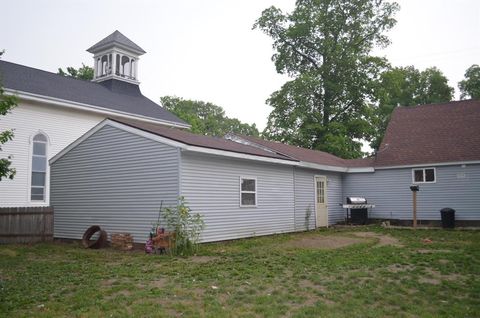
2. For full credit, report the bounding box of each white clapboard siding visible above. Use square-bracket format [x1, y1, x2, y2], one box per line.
[50, 125, 179, 243]
[0, 101, 104, 207]
[180, 152, 296, 242]
[343, 164, 480, 220]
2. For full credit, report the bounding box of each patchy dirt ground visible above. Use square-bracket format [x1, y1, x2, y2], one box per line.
[352, 231, 404, 247]
[286, 235, 368, 249]
[189, 256, 220, 264]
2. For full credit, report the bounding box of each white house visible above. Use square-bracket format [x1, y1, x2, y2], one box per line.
[0, 31, 189, 207]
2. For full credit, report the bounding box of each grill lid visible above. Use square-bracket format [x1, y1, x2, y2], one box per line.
[346, 197, 367, 204]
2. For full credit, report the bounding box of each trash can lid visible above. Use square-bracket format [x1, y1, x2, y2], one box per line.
[440, 207, 455, 213]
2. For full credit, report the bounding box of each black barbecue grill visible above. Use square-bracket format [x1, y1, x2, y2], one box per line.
[342, 197, 375, 225]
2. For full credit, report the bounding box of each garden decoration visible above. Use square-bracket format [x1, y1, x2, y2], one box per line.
[82, 225, 107, 249]
[145, 236, 154, 254]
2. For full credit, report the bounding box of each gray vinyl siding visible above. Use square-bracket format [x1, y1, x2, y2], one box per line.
[293, 168, 315, 231]
[293, 168, 344, 229]
[180, 152, 295, 242]
[343, 164, 480, 221]
[325, 172, 345, 224]
[50, 125, 179, 243]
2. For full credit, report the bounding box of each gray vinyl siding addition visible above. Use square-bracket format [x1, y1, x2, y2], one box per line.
[343, 164, 480, 221]
[180, 152, 295, 242]
[293, 168, 344, 229]
[50, 125, 179, 243]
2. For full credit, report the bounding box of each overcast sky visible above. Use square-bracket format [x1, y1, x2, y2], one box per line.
[1, 0, 479, 130]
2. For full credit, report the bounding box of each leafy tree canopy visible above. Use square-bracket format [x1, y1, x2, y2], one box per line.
[0, 50, 18, 180]
[160, 96, 259, 137]
[370, 65, 453, 149]
[458, 64, 480, 100]
[254, 0, 399, 159]
[58, 63, 94, 81]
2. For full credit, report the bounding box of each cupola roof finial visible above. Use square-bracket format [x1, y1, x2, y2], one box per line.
[87, 30, 146, 55]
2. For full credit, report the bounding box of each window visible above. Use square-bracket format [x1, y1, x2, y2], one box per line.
[240, 177, 256, 207]
[412, 168, 435, 183]
[31, 133, 48, 201]
[316, 179, 325, 204]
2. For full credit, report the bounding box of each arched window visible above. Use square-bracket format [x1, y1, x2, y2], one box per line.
[121, 55, 130, 77]
[31, 133, 48, 201]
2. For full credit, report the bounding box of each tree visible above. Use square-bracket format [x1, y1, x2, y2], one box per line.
[458, 64, 480, 100]
[416, 67, 454, 105]
[370, 65, 453, 149]
[160, 96, 259, 137]
[58, 63, 94, 81]
[0, 50, 18, 180]
[254, 0, 399, 158]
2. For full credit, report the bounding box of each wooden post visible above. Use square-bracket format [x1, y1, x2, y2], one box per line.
[413, 191, 417, 228]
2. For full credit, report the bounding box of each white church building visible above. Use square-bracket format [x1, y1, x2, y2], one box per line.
[0, 31, 189, 207]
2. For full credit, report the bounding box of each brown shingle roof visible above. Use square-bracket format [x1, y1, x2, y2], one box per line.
[345, 157, 375, 167]
[112, 99, 479, 169]
[235, 135, 349, 167]
[375, 99, 480, 167]
[110, 118, 296, 161]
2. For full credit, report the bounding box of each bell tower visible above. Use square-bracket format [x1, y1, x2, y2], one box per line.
[87, 30, 146, 85]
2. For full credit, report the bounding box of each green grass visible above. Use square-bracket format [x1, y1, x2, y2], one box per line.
[1, 227, 479, 317]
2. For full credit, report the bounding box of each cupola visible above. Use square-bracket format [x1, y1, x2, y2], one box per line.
[87, 30, 146, 85]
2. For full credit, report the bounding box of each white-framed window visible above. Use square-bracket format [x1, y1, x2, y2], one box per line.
[412, 167, 436, 183]
[31, 133, 48, 201]
[240, 177, 257, 207]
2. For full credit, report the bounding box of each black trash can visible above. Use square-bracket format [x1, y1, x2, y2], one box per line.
[440, 208, 455, 229]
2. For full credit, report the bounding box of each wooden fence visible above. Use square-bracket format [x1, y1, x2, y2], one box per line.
[0, 206, 53, 244]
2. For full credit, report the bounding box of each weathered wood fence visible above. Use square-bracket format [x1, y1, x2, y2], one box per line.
[0, 206, 53, 244]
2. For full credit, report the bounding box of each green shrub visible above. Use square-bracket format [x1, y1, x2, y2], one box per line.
[162, 197, 205, 256]
[305, 205, 313, 230]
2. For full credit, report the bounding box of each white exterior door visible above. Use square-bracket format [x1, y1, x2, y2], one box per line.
[315, 176, 328, 227]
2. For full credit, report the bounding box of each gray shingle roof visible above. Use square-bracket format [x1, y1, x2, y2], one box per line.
[87, 30, 146, 54]
[0, 60, 187, 127]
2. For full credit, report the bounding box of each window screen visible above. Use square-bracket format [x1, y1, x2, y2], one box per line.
[240, 178, 256, 206]
[31, 133, 48, 201]
[413, 168, 435, 183]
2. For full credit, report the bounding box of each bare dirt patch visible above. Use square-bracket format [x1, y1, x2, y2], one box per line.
[418, 277, 441, 285]
[386, 264, 415, 273]
[352, 232, 403, 247]
[101, 278, 118, 287]
[426, 269, 465, 282]
[298, 279, 327, 293]
[189, 256, 220, 264]
[416, 249, 452, 254]
[149, 277, 168, 289]
[286, 235, 367, 250]
[105, 289, 133, 300]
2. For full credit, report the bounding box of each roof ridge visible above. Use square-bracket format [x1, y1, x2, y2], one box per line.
[0, 60, 188, 126]
[396, 99, 476, 110]
[0, 60, 99, 87]
[108, 118, 296, 161]
[240, 134, 346, 158]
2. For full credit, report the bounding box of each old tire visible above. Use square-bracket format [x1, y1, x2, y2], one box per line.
[82, 225, 107, 249]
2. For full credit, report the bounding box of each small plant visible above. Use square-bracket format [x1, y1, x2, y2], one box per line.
[162, 197, 205, 256]
[150, 201, 164, 238]
[305, 205, 313, 230]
